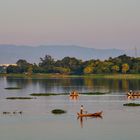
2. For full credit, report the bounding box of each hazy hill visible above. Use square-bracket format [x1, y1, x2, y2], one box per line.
[0, 44, 126, 63]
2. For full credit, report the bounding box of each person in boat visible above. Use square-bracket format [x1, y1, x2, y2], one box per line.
[129, 90, 133, 93]
[128, 90, 133, 95]
[70, 90, 75, 96]
[70, 90, 74, 95]
[80, 105, 87, 114]
[70, 90, 78, 96]
[74, 90, 79, 96]
[80, 105, 84, 114]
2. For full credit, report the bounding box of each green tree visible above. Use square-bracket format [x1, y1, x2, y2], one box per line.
[16, 59, 28, 66]
[111, 65, 120, 73]
[16, 59, 31, 73]
[7, 65, 21, 73]
[27, 65, 33, 76]
[39, 55, 54, 67]
[39, 55, 55, 73]
[57, 57, 83, 74]
[83, 66, 93, 74]
[94, 61, 112, 74]
[54, 67, 71, 74]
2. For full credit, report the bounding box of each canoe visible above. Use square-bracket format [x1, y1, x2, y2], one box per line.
[127, 95, 140, 99]
[69, 94, 79, 97]
[127, 92, 140, 96]
[77, 111, 103, 117]
[69, 90, 79, 97]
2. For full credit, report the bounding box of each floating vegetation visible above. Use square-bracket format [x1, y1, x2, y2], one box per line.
[30, 93, 67, 96]
[2, 111, 23, 115]
[2, 112, 11, 114]
[30, 92, 107, 96]
[80, 92, 107, 95]
[6, 97, 34, 100]
[5, 87, 22, 90]
[13, 111, 23, 114]
[123, 103, 140, 106]
[51, 109, 67, 114]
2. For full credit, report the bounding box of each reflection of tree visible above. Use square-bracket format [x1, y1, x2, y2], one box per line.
[37, 79, 60, 92]
[5, 77, 140, 94]
[84, 78, 94, 89]
[37, 78, 84, 93]
[62, 78, 85, 93]
[129, 80, 140, 91]
[122, 79, 129, 92]
[6, 77, 31, 88]
[112, 79, 119, 91]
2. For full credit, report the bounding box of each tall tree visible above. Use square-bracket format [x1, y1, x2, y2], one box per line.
[16, 59, 31, 73]
[39, 55, 55, 72]
[59, 57, 83, 74]
[39, 55, 54, 68]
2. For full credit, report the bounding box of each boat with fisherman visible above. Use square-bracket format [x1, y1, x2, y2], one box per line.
[69, 90, 79, 97]
[127, 90, 140, 96]
[77, 111, 103, 117]
[77, 105, 103, 117]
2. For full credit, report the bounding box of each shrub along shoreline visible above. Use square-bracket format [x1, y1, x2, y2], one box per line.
[0, 73, 140, 79]
[0, 55, 140, 76]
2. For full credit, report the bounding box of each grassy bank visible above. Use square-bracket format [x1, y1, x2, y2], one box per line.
[0, 73, 140, 79]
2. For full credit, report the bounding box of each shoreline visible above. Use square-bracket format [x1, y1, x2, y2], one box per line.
[0, 73, 140, 79]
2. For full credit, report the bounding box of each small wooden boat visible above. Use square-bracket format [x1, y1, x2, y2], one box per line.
[127, 91, 140, 96]
[69, 90, 79, 97]
[77, 111, 103, 117]
[69, 93, 79, 97]
[127, 95, 140, 99]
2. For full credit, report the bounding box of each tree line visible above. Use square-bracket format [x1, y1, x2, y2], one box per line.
[6, 54, 140, 74]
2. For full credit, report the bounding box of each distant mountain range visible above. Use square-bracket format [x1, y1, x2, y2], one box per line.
[0, 44, 138, 64]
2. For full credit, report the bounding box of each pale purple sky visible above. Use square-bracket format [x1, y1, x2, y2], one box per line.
[0, 0, 140, 49]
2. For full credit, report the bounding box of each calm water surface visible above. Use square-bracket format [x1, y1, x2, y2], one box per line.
[0, 76, 140, 140]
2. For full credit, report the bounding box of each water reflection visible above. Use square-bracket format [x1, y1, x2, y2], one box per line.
[78, 116, 84, 128]
[1, 76, 140, 140]
[5, 77, 140, 94]
[69, 95, 79, 100]
[77, 116, 103, 128]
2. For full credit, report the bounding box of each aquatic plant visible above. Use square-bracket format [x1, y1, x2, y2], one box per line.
[30, 92, 107, 96]
[51, 109, 67, 114]
[6, 97, 34, 100]
[123, 103, 140, 106]
[2, 111, 23, 115]
[3, 112, 11, 114]
[5, 87, 22, 90]
[80, 92, 107, 95]
[30, 93, 67, 96]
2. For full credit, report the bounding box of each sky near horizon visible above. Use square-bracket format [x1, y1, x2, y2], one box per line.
[0, 0, 140, 49]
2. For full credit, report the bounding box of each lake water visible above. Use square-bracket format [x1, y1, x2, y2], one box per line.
[0, 76, 140, 140]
